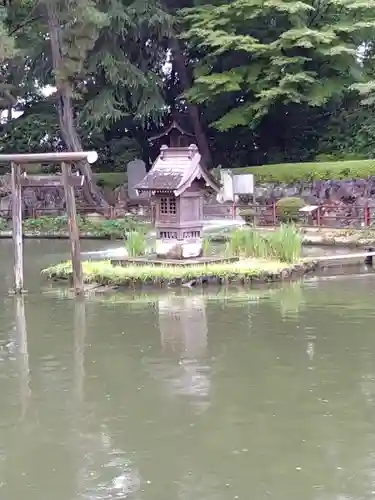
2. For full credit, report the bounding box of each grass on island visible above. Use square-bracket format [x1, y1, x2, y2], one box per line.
[42, 258, 297, 285]
[121, 224, 301, 264]
[125, 230, 148, 256]
[226, 225, 302, 263]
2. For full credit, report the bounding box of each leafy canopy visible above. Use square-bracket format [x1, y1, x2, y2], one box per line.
[181, 0, 375, 130]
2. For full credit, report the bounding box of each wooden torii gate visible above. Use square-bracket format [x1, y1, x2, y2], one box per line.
[0, 151, 98, 296]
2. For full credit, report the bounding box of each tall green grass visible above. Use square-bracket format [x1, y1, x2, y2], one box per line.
[202, 236, 212, 257]
[227, 225, 302, 263]
[125, 231, 147, 257]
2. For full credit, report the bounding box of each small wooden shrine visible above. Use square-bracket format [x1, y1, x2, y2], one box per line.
[135, 144, 220, 258]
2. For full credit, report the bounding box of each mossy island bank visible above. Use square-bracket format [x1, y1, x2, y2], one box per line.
[42, 258, 318, 290]
[41, 223, 375, 291]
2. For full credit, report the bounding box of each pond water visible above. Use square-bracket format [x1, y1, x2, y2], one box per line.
[1, 239, 375, 500]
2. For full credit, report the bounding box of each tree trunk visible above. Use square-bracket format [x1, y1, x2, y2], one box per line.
[6, 105, 12, 122]
[46, 1, 108, 210]
[170, 36, 213, 168]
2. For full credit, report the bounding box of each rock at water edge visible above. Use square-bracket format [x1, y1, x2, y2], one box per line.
[156, 239, 203, 259]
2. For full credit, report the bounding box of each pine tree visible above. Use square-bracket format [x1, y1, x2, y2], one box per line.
[2, 0, 173, 207]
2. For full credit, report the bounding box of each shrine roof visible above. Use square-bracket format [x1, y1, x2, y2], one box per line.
[148, 116, 194, 142]
[135, 145, 220, 196]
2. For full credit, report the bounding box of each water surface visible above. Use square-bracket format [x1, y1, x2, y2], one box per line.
[1, 240, 375, 499]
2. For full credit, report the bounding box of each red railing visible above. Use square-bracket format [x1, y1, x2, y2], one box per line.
[203, 202, 375, 229]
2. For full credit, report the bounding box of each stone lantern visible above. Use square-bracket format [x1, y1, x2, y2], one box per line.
[135, 144, 220, 259]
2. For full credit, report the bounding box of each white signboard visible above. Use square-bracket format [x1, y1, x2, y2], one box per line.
[233, 174, 254, 195]
[216, 169, 234, 203]
[299, 205, 319, 213]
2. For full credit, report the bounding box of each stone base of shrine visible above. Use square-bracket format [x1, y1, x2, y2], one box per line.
[155, 238, 203, 259]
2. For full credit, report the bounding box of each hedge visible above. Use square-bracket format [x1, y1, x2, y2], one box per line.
[94, 172, 127, 189]
[18, 158, 375, 190]
[93, 159, 375, 189]
[235, 159, 375, 183]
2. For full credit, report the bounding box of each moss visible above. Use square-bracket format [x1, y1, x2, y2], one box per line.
[42, 258, 302, 286]
[235, 159, 375, 183]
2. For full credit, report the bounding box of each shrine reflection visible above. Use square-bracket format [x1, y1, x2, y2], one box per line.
[153, 294, 212, 412]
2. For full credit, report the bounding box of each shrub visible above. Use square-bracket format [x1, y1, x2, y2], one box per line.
[93, 173, 127, 189]
[0, 215, 149, 238]
[79, 217, 146, 238]
[276, 197, 305, 223]
[0, 217, 7, 231]
[23, 215, 68, 232]
[238, 207, 256, 225]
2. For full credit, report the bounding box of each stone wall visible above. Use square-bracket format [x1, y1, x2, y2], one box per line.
[254, 178, 375, 204]
[0, 174, 95, 217]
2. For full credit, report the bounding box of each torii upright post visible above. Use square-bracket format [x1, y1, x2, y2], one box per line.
[61, 162, 84, 296]
[11, 162, 23, 294]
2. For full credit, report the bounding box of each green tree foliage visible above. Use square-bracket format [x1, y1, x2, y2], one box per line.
[0, 0, 170, 186]
[0, 7, 15, 63]
[0, 0, 375, 178]
[181, 0, 375, 131]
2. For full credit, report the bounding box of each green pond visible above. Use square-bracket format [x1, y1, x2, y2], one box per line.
[1, 239, 375, 499]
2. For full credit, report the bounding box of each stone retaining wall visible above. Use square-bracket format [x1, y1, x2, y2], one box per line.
[254, 178, 375, 227]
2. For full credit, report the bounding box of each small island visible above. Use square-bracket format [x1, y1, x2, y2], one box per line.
[42, 255, 316, 289]
[42, 145, 317, 290]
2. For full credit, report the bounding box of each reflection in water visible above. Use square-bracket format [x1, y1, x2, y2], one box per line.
[73, 300, 141, 500]
[73, 299, 86, 498]
[275, 281, 306, 319]
[74, 299, 86, 406]
[178, 471, 221, 500]
[79, 428, 141, 500]
[4, 240, 375, 499]
[14, 296, 31, 419]
[159, 295, 208, 357]
[154, 295, 211, 413]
